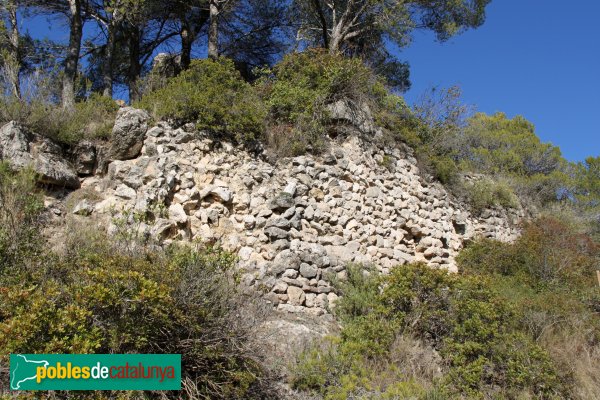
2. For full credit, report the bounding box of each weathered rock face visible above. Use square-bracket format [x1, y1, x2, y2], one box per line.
[74, 114, 524, 317]
[0, 121, 80, 188]
[109, 107, 150, 160]
[328, 100, 375, 134]
[72, 140, 97, 175]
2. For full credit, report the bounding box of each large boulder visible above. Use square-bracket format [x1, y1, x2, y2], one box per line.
[0, 121, 80, 188]
[0, 120, 32, 164]
[109, 107, 150, 160]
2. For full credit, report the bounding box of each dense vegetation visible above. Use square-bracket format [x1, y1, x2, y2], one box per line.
[0, 164, 275, 398]
[292, 216, 599, 399]
[0, 1, 599, 399]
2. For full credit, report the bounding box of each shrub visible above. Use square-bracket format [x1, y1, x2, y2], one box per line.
[138, 57, 266, 143]
[459, 216, 598, 286]
[0, 93, 118, 144]
[57, 93, 119, 143]
[459, 112, 570, 205]
[0, 177, 273, 398]
[0, 162, 44, 277]
[293, 263, 565, 398]
[430, 155, 459, 184]
[457, 217, 600, 397]
[466, 178, 519, 213]
[261, 49, 392, 155]
[0, 240, 271, 398]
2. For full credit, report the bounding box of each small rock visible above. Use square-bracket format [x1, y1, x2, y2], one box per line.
[151, 218, 176, 238]
[273, 281, 289, 294]
[271, 249, 301, 274]
[210, 187, 232, 203]
[366, 186, 381, 198]
[309, 188, 325, 201]
[283, 180, 297, 196]
[109, 107, 150, 160]
[72, 200, 94, 216]
[327, 292, 339, 309]
[287, 286, 306, 306]
[243, 215, 256, 229]
[115, 184, 136, 199]
[264, 227, 289, 240]
[269, 192, 294, 211]
[299, 263, 318, 279]
[265, 217, 291, 230]
[73, 140, 96, 175]
[168, 203, 187, 224]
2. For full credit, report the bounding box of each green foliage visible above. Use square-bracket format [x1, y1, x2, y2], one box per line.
[0, 162, 43, 275]
[138, 57, 266, 143]
[572, 156, 600, 236]
[459, 112, 569, 204]
[261, 49, 391, 155]
[405, 98, 575, 210]
[0, 93, 118, 144]
[462, 113, 563, 176]
[0, 178, 271, 398]
[293, 262, 566, 398]
[466, 178, 519, 213]
[575, 156, 600, 207]
[459, 216, 598, 286]
[403, 86, 471, 185]
[429, 155, 459, 184]
[457, 217, 600, 396]
[0, 241, 267, 398]
[60, 93, 119, 142]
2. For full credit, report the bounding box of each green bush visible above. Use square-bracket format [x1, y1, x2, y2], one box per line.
[58, 93, 119, 143]
[457, 217, 600, 397]
[459, 216, 598, 286]
[466, 178, 519, 213]
[138, 57, 266, 143]
[430, 154, 459, 184]
[261, 49, 392, 155]
[0, 172, 273, 398]
[0, 240, 270, 398]
[0, 93, 118, 144]
[459, 112, 570, 205]
[293, 263, 566, 398]
[0, 162, 44, 276]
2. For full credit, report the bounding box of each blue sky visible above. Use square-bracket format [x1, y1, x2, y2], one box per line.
[399, 0, 600, 161]
[24, 1, 599, 161]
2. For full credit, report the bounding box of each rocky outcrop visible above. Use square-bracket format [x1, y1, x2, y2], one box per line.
[328, 100, 376, 134]
[0, 121, 80, 188]
[71, 113, 523, 317]
[109, 107, 150, 160]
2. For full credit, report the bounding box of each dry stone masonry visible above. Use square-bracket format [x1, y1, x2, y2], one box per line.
[69, 108, 523, 316]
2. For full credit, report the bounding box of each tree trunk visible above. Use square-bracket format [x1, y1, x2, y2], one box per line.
[102, 22, 116, 98]
[128, 26, 142, 102]
[311, 0, 329, 49]
[6, 0, 20, 99]
[208, 0, 219, 59]
[62, 0, 83, 111]
[329, 36, 341, 54]
[329, 23, 343, 54]
[180, 21, 193, 70]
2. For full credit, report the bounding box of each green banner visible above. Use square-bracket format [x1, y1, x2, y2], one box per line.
[10, 354, 181, 391]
